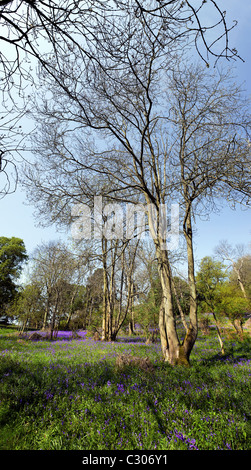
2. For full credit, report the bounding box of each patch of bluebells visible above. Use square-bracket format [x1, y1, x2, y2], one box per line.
[27, 330, 88, 340]
[172, 429, 199, 450]
[116, 383, 126, 394]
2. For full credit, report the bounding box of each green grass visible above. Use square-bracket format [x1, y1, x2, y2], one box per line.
[0, 328, 250, 450]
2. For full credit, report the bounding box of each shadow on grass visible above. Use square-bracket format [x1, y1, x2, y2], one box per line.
[200, 337, 251, 365]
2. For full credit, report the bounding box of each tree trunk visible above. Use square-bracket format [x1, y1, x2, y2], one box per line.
[232, 259, 248, 300]
[147, 198, 190, 366]
[50, 311, 55, 340]
[233, 318, 244, 341]
[20, 317, 28, 334]
[171, 277, 189, 333]
[211, 311, 225, 354]
[65, 287, 79, 329]
[42, 300, 50, 330]
[147, 196, 195, 366]
[158, 298, 168, 358]
[101, 237, 108, 341]
[116, 248, 125, 333]
[107, 241, 117, 341]
[237, 276, 248, 299]
[182, 207, 198, 363]
[156, 246, 184, 365]
[128, 281, 135, 335]
[49, 289, 60, 340]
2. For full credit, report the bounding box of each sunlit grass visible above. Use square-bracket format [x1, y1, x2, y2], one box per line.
[0, 327, 250, 450]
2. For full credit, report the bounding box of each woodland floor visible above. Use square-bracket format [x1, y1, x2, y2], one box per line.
[0, 326, 250, 450]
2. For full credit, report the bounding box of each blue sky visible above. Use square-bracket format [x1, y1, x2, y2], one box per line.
[0, 1, 250, 266]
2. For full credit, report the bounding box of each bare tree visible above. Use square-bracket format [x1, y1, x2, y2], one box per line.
[21, 7, 250, 364]
[101, 237, 140, 341]
[215, 241, 251, 300]
[24, 63, 250, 366]
[81, 268, 103, 330]
[163, 64, 251, 362]
[31, 240, 88, 338]
[0, 1, 243, 194]
[0, 0, 240, 92]
[0, 105, 28, 197]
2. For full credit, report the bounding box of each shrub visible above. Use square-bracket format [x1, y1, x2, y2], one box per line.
[115, 353, 154, 373]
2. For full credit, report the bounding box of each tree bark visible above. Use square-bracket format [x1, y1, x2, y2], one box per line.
[101, 237, 108, 341]
[158, 298, 169, 358]
[42, 297, 50, 331]
[156, 246, 182, 365]
[171, 277, 189, 333]
[233, 318, 244, 341]
[147, 198, 191, 366]
[236, 270, 248, 300]
[107, 240, 118, 341]
[128, 281, 135, 335]
[212, 311, 225, 354]
[182, 203, 198, 364]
